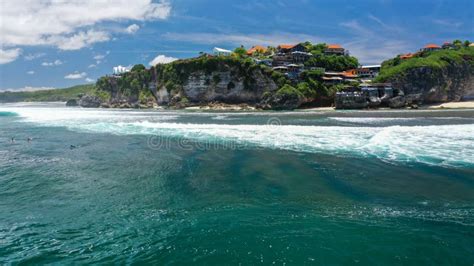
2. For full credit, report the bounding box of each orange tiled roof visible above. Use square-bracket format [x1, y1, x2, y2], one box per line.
[342, 70, 358, 78]
[247, 45, 267, 55]
[327, 44, 343, 49]
[278, 44, 296, 49]
[399, 53, 415, 59]
[343, 69, 357, 77]
[424, 44, 441, 49]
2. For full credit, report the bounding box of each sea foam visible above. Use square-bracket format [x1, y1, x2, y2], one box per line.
[3, 107, 474, 167]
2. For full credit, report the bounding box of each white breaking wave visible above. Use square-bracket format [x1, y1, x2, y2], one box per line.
[329, 117, 418, 124]
[3, 107, 474, 167]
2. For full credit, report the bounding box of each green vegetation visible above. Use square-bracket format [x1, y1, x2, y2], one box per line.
[96, 64, 152, 102]
[0, 84, 96, 103]
[302, 42, 359, 71]
[152, 55, 278, 92]
[375, 42, 474, 82]
[276, 84, 304, 99]
[233, 46, 247, 58]
[305, 55, 358, 72]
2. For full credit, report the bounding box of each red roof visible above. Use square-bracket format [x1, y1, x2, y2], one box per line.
[247, 45, 267, 55]
[424, 44, 441, 49]
[327, 44, 343, 49]
[343, 69, 357, 77]
[399, 53, 415, 59]
[278, 44, 296, 49]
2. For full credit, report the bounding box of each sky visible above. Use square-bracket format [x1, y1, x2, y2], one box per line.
[0, 0, 473, 91]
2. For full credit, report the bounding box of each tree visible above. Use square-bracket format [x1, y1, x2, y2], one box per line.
[131, 64, 146, 72]
[453, 40, 463, 47]
[234, 46, 247, 58]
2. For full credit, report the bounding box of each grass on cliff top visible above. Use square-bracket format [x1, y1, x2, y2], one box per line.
[0, 84, 96, 103]
[375, 47, 474, 82]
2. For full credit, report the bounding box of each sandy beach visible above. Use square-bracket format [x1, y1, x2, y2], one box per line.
[426, 101, 474, 109]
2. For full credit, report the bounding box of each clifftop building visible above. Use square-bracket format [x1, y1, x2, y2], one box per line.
[421, 44, 441, 52]
[325, 44, 346, 55]
[113, 65, 130, 75]
[213, 47, 232, 56]
[247, 45, 267, 56]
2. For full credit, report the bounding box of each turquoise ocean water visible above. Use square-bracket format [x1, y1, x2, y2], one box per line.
[1, 103, 473, 264]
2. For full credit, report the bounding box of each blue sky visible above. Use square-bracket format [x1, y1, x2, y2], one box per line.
[0, 0, 472, 91]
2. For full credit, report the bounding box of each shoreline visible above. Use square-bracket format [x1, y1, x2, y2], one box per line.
[2, 100, 474, 112]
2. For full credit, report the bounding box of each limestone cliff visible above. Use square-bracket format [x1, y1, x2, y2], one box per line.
[377, 47, 474, 103]
[150, 57, 280, 107]
[389, 62, 474, 102]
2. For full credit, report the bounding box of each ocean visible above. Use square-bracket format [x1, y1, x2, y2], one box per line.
[1, 103, 473, 264]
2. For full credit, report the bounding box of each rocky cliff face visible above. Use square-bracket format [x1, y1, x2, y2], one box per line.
[152, 63, 279, 106]
[389, 60, 474, 103]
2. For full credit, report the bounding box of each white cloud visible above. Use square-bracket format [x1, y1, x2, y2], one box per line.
[27, 71, 35, 75]
[0, 48, 22, 64]
[41, 60, 63, 66]
[45, 30, 111, 51]
[64, 72, 87, 79]
[85, 78, 95, 83]
[93, 53, 108, 65]
[24, 53, 46, 61]
[93, 54, 105, 60]
[0, 0, 171, 62]
[149, 55, 178, 66]
[125, 24, 140, 34]
[88, 64, 97, 68]
[0, 86, 55, 92]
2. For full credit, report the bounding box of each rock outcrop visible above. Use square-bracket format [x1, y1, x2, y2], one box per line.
[78, 95, 102, 108]
[152, 63, 279, 107]
[65, 99, 78, 107]
[388, 58, 474, 103]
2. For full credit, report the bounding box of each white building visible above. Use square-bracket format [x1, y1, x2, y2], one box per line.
[113, 65, 131, 75]
[213, 47, 232, 56]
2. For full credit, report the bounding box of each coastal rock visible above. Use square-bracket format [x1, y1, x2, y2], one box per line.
[388, 60, 474, 103]
[66, 99, 78, 107]
[151, 61, 279, 108]
[260, 92, 303, 110]
[79, 95, 102, 108]
[389, 96, 406, 108]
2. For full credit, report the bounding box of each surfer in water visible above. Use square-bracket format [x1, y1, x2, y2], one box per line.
[10, 137, 15, 144]
[27, 137, 32, 143]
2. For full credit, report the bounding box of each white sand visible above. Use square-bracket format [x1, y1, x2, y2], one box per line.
[426, 101, 474, 109]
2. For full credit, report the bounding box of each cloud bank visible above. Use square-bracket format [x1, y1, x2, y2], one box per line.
[0, 0, 171, 64]
[64, 72, 87, 79]
[149, 55, 178, 66]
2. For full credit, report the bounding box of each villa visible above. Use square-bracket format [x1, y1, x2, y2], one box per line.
[421, 44, 441, 52]
[213, 47, 233, 56]
[113, 65, 130, 75]
[291, 51, 312, 64]
[272, 44, 310, 66]
[356, 65, 381, 79]
[324, 44, 346, 55]
[277, 44, 306, 54]
[442, 42, 455, 49]
[247, 45, 267, 56]
[322, 70, 359, 84]
[335, 83, 396, 109]
[399, 53, 415, 60]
